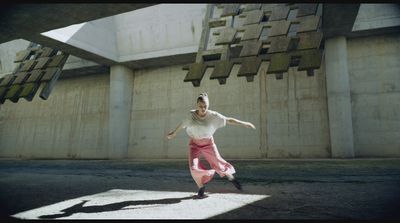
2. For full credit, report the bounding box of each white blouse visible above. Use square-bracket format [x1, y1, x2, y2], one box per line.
[181, 109, 227, 139]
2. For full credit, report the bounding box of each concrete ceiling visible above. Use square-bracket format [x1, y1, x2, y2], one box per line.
[322, 4, 361, 39]
[0, 4, 155, 44]
[3, 4, 396, 71]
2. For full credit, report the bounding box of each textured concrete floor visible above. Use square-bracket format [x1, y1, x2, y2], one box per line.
[0, 158, 399, 220]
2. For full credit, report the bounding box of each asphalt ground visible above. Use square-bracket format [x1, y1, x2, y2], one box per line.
[0, 158, 399, 220]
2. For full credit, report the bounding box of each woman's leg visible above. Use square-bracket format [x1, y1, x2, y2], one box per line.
[201, 141, 235, 178]
[188, 141, 216, 190]
[201, 140, 242, 190]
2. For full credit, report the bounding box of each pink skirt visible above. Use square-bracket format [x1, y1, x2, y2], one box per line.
[188, 137, 236, 187]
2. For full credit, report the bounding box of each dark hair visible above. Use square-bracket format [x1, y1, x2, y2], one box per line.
[197, 92, 209, 103]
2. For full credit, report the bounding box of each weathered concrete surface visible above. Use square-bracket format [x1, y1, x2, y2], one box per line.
[109, 65, 134, 159]
[322, 4, 360, 39]
[347, 33, 400, 157]
[0, 4, 155, 44]
[114, 4, 206, 62]
[0, 159, 399, 219]
[325, 36, 355, 158]
[353, 4, 400, 31]
[0, 39, 30, 77]
[129, 64, 261, 159]
[264, 63, 330, 158]
[0, 74, 110, 159]
[21, 4, 206, 69]
[41, 16, 119, 61]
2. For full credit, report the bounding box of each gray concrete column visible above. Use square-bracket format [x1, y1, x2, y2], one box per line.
[325, 36, 355, 158]
[109, 65, 134, 159]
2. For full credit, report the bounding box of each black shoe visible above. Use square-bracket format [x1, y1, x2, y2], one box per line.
[197, 186, 206, 197]
[229, 179, 243, 191]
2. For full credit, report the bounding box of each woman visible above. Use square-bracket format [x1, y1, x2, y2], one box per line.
[166, 93, 256, 198]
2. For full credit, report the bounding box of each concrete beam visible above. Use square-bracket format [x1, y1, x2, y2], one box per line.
[0, 4, 155, 44]
[121, 52, 197, 70]
[347, 4, 400, 39]
[28, 34, 118, 66]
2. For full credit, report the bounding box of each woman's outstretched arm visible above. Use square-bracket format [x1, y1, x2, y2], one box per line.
[226, 117, 256, 129]
[166, 122, 184, 140]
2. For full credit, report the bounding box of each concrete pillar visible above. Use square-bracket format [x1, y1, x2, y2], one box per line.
[325, 36, 355, 158]
[109, 65, 134, 159]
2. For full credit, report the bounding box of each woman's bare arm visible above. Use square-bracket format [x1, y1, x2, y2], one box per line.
[166, 122, 184, 139]
[226, 117, 256, 129]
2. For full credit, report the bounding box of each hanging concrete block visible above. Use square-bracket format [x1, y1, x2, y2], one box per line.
[267, 53, 291, 73]
[183, 63, 207, 87]
[243, 10, 263, 25]
[3, 42, 69, 103]
[19, 83, 40, 101]
[26, 70, 44, 83]
[0, 74, 16, 87]
[220, 4, 240, 17]
[296, 31, 323, 50]
[287, 37, 300, 51]
[209, 18, 226, 28]
[14, 49, 32, 62]
[229, 45, 243, 59]
[47, 54, 69, 67]
[215, 27, 237, 45]
[295, 49, 323, 71]
[201, 49, 222, 61]
[39, 68, 62, 100]
[210, 60, 233, 85]
[239, 40, 262, 57]
[268, 20, 291, 37]
[38, 47, 58, 58]
[0, 87, 7, 101]
[237, 56, 262, 82]
[12, 72, 30, 85]
[269, 5, 290, 21]
[241, 24, 263, 41]
[297, 15, 321, 33]
[267, 36, 291, 53]
[210, 60, 233, 79]
[297, 4, 318, 17]
[40, 68, 59, 82]
[262, 4, 279, 13]
[4, 84, 22, 103]
[19, 60, 36, 72]
[33, 57, 51, 70]
[244, 4, 261, 12]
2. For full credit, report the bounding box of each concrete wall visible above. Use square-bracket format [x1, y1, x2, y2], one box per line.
[0, 39, 30, 77]
[128, 60, 330, 159]
[1, 4, 399, 159]
[129, 64, 261, 159]
[264, 62, 331, 158]
[0, 73, 110, 159]
[1, 33, 399, 159]
[347, 33, 400, 157]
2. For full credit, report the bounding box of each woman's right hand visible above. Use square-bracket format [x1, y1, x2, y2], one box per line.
[245, 122, 256, 130]
[167, 131, 176, 140]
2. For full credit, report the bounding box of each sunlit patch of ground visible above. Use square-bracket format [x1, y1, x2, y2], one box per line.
[12, 189, 269, 219]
